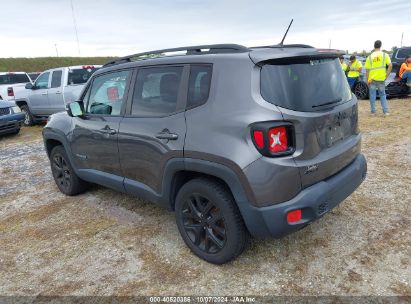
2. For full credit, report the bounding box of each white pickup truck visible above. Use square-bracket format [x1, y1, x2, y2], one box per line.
[15, 65, 101, 125]
[0, 72, 32, 101]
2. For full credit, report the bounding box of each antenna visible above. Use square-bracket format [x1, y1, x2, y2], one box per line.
[70, 0, 81, 55]
[279, 19, 294, 47]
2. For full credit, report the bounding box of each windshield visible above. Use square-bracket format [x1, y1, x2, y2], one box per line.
[261, 57, 352, 112]
[67, 67, 99, 85]
[0, 74, 31, 85]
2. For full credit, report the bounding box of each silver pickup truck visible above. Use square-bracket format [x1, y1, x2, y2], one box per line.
[0, 72, 32, 101]
[15, 65, 101, 125]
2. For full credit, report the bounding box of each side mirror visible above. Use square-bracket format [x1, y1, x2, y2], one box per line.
[25, 83, 34, 90]
[67, 101, 84, 117]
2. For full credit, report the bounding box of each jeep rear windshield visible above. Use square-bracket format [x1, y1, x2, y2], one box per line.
[0, 74, 31, 85]
[67, 67, 99, 85]
[261, 57, 352, 112]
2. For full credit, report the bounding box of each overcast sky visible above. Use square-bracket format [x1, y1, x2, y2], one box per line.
[1, 0, 410, 57]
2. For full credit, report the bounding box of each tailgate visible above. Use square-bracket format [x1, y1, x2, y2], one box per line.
[258, 53, 361, 188]
[280, 101, 361, 188]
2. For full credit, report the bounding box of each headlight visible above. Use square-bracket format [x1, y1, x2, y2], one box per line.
[11, 106, 21, 113]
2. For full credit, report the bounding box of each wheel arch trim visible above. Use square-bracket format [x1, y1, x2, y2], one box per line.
[162, 158, 264, 236]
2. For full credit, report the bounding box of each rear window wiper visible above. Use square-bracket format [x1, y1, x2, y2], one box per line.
[312, 98, 342, 108]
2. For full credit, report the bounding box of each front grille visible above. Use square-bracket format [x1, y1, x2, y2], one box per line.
[0, 107, 10, 116]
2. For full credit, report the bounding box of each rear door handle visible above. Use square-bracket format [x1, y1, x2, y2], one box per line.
[156, 129, 178, 140]
[55, 91, 62, 95]
[41, 92, 48, 95]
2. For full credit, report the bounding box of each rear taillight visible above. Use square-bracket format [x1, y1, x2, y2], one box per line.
[251, 122, 294, 157]
[268, 126, 288, 153]
[252, 130, 264, 149]
[82, 65, 94, 69]
[7, 87, 14, 97]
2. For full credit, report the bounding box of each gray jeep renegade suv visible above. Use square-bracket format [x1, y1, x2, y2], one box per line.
[42, 43, 367, 264]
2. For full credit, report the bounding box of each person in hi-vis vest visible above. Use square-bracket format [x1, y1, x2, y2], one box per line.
[365, 40, 392, 116]
[339, 55, 348, 73]
[347, 55, 362, 89]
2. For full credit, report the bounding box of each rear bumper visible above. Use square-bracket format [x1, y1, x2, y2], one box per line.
[241, 153, 367, 238]
[0, 113, 25, 134]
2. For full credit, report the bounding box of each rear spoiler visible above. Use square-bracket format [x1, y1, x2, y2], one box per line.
[249, 47, 344, 65]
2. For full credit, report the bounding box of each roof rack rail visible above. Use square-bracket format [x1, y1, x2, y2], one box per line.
[103, 44, 249, 67]
[251, 44, 314, 49]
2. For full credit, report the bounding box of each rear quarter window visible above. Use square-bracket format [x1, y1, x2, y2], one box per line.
[187, 65, 212, 109]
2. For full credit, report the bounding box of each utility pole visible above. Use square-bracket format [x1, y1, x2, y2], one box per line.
[70, 0, 81, 55]
[55, 44, 59, 57]
[400, 32, 404, 47]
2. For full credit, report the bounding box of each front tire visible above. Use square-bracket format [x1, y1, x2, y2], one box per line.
[175, 178, 248, 264]
[20, 105, 34, 126]
[50, 145, 88, 195]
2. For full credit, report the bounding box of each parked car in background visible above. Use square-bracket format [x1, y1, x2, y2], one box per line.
[391, 46, 411, 74]
[0, 100, 25, 135]
[28, 72, 42, 82]
[0, 72, 32, 101]
[15, 65, 101, 125]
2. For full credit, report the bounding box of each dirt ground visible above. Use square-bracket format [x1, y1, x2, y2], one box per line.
[0, 99, 410, 297]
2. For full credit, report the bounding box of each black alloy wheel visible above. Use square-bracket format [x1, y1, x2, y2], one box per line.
[49, 145, 88, 195]
[354, 81, 369, 100]
[52, 153, 72, 193]
[181, 193, 226, 254]
[175, 178, 248, 264]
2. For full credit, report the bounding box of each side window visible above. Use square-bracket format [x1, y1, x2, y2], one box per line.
[35, 72, 50, 89]
[51, 70, 62, 88]
[397, 48, 411, 59]
[187, 65, 212, 109]
[86, 70, 131, 116]
[131, 66, 183, 116]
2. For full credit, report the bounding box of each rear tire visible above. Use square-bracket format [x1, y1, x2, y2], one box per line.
[175, 178, 249, 264]
[20, 105, 34, 126]
[50, 145, 89, 195]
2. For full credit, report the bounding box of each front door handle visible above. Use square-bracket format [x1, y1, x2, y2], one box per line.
[41, 92, 48, 95]
[101, 125, 117, 135]
[156, 129, 178, 140]
[55, 91, 62, 95]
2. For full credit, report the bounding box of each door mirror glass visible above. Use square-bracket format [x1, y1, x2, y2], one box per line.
[67, 102, 84, 117]
[25, 83, 33, 90]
